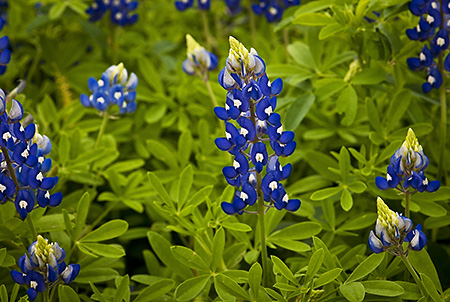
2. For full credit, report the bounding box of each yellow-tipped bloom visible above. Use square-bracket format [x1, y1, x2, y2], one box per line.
[182, 34, 217, 76]
[393, 128, 428, 173]
[225, 36, 265, 79]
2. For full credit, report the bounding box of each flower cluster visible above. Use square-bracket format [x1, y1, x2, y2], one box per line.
[215, 36, 300, 215]
[0, 89, 61, 220]
[86, 0, 138, 26]
[368, 197, 426, 254]
[182, 34, 218, 77]
[375, 128, 440, 193]
[0, 0, 9, 75]
[80, 63, 138, 114]
[405, 0, 450, 93]
[11, 235, 80, 301]
[175, 0, 210, 11]
[252, 0, 300, 22]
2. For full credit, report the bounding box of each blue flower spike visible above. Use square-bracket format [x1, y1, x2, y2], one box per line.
[10, 235, 80, 301]
[216, 37, 300, 215]
[368, 197, 426, 255]
[182, 34, 217, 77]
[0, 88, 62, 220]
[376, 128, 439, 194]
[80, 63, 138, 114]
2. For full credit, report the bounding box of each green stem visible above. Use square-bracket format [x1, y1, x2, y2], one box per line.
[43, 287, 50, 302]
[257, 181, 269, 287]
[27, 215, 38, 241]
[94, 110, 110, 149]
[109, 23, 118, 63]
[49, 282, 59, 302]
[438, 0, 448, 184]
[399, 253, 427, 296]
[90, 202, 117, 231]
[1, 146, 20, 194]
[404, 189, 410, 218]
[201, 10, 213, 50]
[203, 76, 218, 107]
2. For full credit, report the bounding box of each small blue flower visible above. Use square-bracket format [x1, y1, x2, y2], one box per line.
[11, 235, 80, 301]
[368, 197, 424, 255]
[182, 34, 217, 77]
[87, 0, 138, 26]
[81, 63, 138, 114]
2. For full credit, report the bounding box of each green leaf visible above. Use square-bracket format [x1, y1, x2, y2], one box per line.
[305, 151, 339, 180]
[305, 248, 324, 283]
[421, 273, 442, 302]
[336, 86, 357, 126]
[58, 285, 80, 302]
[147, 231, 193, 280]
[211, 227, 225, 272]
[222, 222, 252, 232]
[49, 2, 68, 19]
[345, 253, 385, 283]
[214, 273, 250, 300]
[59, 133, 70, 166]
[76, 268, 118, 283]
[314, 268, 342, 288]
[78, 243, 125, 258]
[284, 93, 315, 131]
[417, 201, 447, 217]
[134, 280, 175, 302]
[148, 172, 173, 207]
[186, 185, 213, 208]
[178, 130, 193, 167]
[270, 238, 311, 252]
[409, 249, 442, 292]
[89, 282, 107, 302]
[271, 256, 298, 285]
[106, 159, 145, 173]
[177, 165, 194, 206]
[340, 282, 365, 302]
[362, 280, 405, 297]
[139, 58, 164, 92]
[319, 22, 346, 40]
[270, 222, 322, 240]
[0, 284, 7, 302]
[294, 12, 335, 26]
[287, 42, 317, 70]
[62, 209, 75, 240]
[314, 79, 347, 101]
[75, 192, 90, 238]
[81, 220, 128, 242]
[175, 275, 210, 301]
[171, 246, 209, 271]
[249, 263, 262, 298]
[339, 213, 377, 231]
[147, 140, 178, 169]
[386, 89, 411, 132]
[351, 66, 386, 85]
[348, 181, 367, 193]
[340, 189, 353, 212]
[145, 104, 167, 124]
[311, 187, 342, 200]
[114, 275, 130, 302]
[396, 281, 421, 301]
[424, 215, 450, 229]
[365, 98, 383, 136]
[339, 147, 350, 183]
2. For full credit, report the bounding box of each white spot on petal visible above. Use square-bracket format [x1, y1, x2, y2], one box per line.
[19, 200, 27, 209]
[269, 181, 278, 191]
[233, 160, 240, 169]
[45, 191, 50, 199]
[255, 153, 264, 162]
[0, 184, 5, 193]
[240, 192, 248, 201]
[36, 172, 44, 182]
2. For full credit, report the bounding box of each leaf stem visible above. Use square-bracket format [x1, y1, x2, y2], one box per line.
[43, 287, 50, 302]
[94, 110, 110, 150]
[257, 177, 269, 287]
[399, 253, 427, 296]
[203, 76, 218, 108]
[404, 188, 410, 218]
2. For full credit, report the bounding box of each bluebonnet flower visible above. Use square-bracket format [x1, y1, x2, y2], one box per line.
[80, 63, 138, 114]
[11, 235, 80, 301]
[368, 197, 426, 255]
[252, 0, 300, 23]
[375, 128, 440, 193]
[0, 89, 62, 220]
[216, 37, 300, 215]
[175, 0, 209, 11]
[405, 0, 450, 93]
[225, 0, 241, 15]
[86, 0, 138, 26]
[0, 0, 10, 76]
[182, 34, 218, 77]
